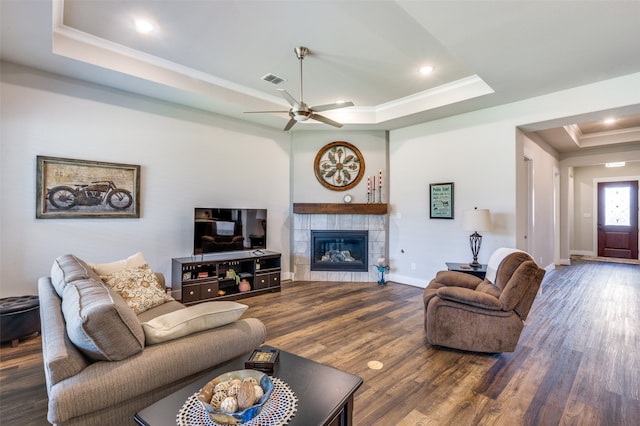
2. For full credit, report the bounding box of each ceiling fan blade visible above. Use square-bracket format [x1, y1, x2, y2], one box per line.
[277, 89, 298, 107]
[283, 117, 297, 131]
[244, 110, 290, 114]
[310, 101, 354, 112]
[311, 114, 343, 128]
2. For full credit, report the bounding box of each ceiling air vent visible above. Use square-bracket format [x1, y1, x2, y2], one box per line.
[261, 73, 286, 85]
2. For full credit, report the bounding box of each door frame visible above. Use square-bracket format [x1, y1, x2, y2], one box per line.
[524, 156, 533, 254]
[592, 175, 640, 259]
[554, 166, 560, 265]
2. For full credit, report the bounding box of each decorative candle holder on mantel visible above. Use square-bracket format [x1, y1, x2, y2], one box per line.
[367, 170, 384, 204]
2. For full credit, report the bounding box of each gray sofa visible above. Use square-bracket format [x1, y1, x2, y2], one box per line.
[39, 254, 267, 425]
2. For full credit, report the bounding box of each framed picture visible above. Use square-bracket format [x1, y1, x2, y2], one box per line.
[36, 156, 140, 219]
[429, 182, 454, 219]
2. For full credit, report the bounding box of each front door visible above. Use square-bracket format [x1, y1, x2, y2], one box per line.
[597, 181, 639, 259]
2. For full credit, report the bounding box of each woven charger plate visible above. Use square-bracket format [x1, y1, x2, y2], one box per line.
[177, 376, 298, 426]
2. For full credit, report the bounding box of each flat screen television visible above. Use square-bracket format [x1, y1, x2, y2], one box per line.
[194, 208, 267, 254]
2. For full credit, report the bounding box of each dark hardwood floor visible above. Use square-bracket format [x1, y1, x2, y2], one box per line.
[1, 258, 638, 425]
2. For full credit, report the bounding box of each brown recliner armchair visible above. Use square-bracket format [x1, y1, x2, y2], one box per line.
[424, 248, 545, 353]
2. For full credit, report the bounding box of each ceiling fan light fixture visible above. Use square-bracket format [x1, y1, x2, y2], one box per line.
[292, 110, 311, 121]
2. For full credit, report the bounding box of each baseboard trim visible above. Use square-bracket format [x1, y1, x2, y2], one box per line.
[387, 273, 428, 288]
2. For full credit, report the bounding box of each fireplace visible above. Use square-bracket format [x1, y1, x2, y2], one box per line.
[310, 230, 368, 272]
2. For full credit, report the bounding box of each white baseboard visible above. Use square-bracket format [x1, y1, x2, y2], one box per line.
[282, 271, 295, 282]
[387, 273, 428, 288]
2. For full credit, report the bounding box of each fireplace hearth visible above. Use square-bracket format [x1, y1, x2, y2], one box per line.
[310, 230, 368, 272]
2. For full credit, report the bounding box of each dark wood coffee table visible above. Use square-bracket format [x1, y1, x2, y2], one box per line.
[134, 345, 363, 426]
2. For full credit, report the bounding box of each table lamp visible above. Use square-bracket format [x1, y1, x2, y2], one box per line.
[461, 207, 492, 267]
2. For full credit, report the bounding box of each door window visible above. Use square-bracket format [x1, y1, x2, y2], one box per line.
[604, 186, 631, 226]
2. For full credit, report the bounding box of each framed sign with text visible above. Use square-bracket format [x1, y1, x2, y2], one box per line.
[429, 182, 454, 219]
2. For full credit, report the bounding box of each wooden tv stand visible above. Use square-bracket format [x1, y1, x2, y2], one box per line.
[171, 250, 281, 305]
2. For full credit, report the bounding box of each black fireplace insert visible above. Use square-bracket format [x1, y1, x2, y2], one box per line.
[310, 230, 368, 272]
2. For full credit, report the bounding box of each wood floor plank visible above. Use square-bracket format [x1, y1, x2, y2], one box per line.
[523, 347, 583, 425]
[474, 349, 529, 400]
[1, 258, 639, 425]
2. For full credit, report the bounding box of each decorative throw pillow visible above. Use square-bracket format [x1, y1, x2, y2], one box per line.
[141, 301, 248, 345]
[89, 251, 147, 276]
[101, 264, 173, 314]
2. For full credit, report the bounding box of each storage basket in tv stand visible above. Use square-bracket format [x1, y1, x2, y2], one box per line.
[171, 250, 281, 305]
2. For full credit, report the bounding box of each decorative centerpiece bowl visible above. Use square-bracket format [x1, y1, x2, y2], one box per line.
[197, 369, 273, 424]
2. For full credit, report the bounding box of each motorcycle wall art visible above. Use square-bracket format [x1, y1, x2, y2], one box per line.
[36, 156, 140, 219]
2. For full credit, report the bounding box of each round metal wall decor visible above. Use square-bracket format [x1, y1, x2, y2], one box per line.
[314, 141, 365, 191]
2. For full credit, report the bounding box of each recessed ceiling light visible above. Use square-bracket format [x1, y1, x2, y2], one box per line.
[134, 19, 155, 34]
[419, 66, 434, 75]
[603, 117, 616, 124]
[605, 162, 625, 168]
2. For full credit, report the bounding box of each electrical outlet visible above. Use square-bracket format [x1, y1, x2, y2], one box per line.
[411, 262, 416, 270]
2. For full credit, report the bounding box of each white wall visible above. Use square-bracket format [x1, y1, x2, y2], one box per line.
[389, 114, 518, 286]
[291, 130, 387, 204]
[388, 72, 640, 287]
[1, 62, 291, 297]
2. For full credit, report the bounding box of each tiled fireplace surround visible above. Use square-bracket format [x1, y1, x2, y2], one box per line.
[293, 213, 387, 282]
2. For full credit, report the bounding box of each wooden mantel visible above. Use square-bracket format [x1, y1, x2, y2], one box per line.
[293, 203, 388, 215]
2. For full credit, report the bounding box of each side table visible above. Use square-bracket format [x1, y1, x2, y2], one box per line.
[250, 235, 266, 248]
[445, 262, 487, 279]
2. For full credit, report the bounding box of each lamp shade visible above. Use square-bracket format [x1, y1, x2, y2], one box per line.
[461, 208, 492, 232]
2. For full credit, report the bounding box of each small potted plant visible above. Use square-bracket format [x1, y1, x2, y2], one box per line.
[225, 269, 240, 284]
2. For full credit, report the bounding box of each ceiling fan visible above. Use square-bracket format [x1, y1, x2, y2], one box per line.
[246, 46, 354, 131]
